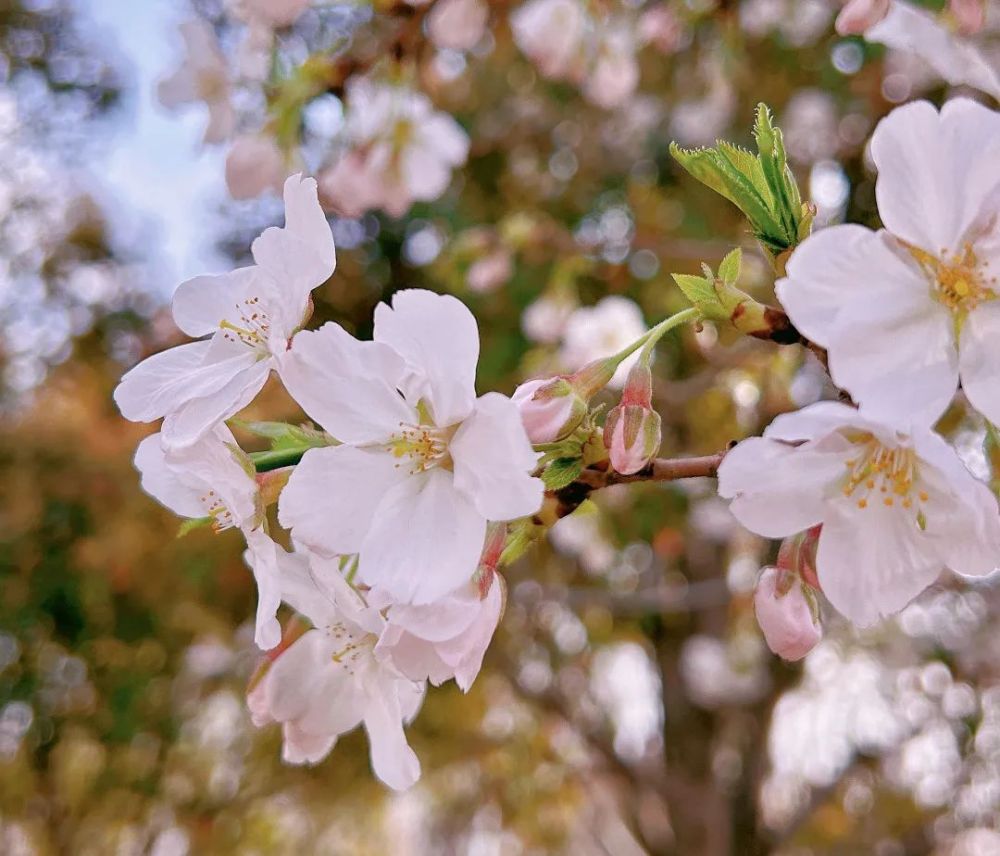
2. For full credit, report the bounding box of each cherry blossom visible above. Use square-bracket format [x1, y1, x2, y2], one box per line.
[247, 549, 425, 788]
[864, 4, 1000, 100]
[320, 79, 469, 218]
[753, 566, 822, 661]
[776, 99, 1000, 427]
[427, 0, 489, 51]
[512, 376, 588, 444]
[278, 289, 543, 604]
[718, 402, 1000, 627]
[560, 296, 647, 389]
[225, 134, 287, 200]
[114, 175, 336, 447]
[134, 426, 281, 650]
[510, 0, 586, 80]
[157, 20, 234, 144]
[603, 364, 661, 475]
[582, 26, 640, 110]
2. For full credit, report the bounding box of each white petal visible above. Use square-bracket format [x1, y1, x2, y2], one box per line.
[959, 303, 1000, 426]
[869, 95, 1000, 253]
[133, 433, 206, 518]
[384, 589, 481, 643]
[278, 323, 412, 443]
[438, 579, 503, 691]
[912, 430, 1000, 577]
[373, 289, 479, 427]
[824, 281, 957, 427]
[281, 723, 337, 765]
[816, 497, 941, 627]
[114, 340, 254, 424]
[762, 400, 869, 443]
[401, 146, 452, 201]
[160, 359, 271, 448]
[358, 469, 487, 604]
[245, 529, 282, 650]
[717, 437, 845, 538]
[250, 175, 336, 330]
[171, 266, 260, 338]
[450, 392, 543, 521]
[278, 445, 406, 556]
[362, 681, 422, 791]
[777, 225, 903, 346]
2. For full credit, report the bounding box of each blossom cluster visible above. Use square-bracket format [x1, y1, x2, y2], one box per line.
[721, 98, 1000, 653]
[115, 176, 543, 788]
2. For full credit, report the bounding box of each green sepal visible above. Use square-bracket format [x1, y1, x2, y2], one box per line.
[232, 420, 334, 451]
[177, 517, 213, 538]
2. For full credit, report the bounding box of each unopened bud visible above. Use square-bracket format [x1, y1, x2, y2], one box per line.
[950, 0, 986, 35]
[835, 0, 890, 34]
[512, 377, 588, 443]
[604, 364, 660, 474]
[753, 566, 822, 662]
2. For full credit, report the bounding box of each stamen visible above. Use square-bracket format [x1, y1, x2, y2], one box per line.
[200, 489, 236, 532]
[387, 422, 454, 474]
[219, 297, 272, 350]
[841, 436, 927, 521]
[907, 242, 998, 313]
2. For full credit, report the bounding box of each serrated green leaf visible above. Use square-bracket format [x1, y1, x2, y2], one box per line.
[670, 143, 786, 244]
[177, 517, 213, 538]
[671, 273, 719, 315]
[542, 457, 584, 491]
[718, 248, 742, 285]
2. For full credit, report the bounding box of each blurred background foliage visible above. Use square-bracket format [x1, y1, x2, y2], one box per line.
[1, 0, 1000, 853]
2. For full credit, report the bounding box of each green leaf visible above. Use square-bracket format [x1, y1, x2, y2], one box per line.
[177, 517, 213, 538]
[232, 420, 332, 450]
[718, 247, 742, 285]
[671, 272, 719, 316]
[542, 457, 584, 491]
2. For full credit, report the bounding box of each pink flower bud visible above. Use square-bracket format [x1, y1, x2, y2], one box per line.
[835, 0, 891, 35]
[512, 377, 587, 443]
[950, 0, 986, 35]
[603, 364, 660, 475]
[753, 566, 822, 662]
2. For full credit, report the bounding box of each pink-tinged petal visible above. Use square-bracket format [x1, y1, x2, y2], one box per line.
[245, 529, 282, 651]
[373, 289, 479, 427]
[450, 392, 543, 521]
[281, 723, 337, 765]
[278, 323, 412, 443]
[272, 548, 340, 628]
[869, 95, 1000, 253]
[161, 358, 271, 448]
[718, 437, 845, 539]
[869, 7, 1000, 102]
[959, 302, 1000, 427]
[358, 469, 487, 604]
[113, 340, 254, 424]
[380, 591, 480, 643]
[171, 266, 260, 338]
[362, 683, 422, 791]
[824, 284, 957, 427]
[400, 146, 452, 202]
[912, 430, 1000, 577]
[279, 445, 406, 556]
[438, 579, 503, 691]
[133, 434, 206, 518]
[157, 68, 197, 108]
[250, 630, 329, 724]
[375, 629, 453, 687]
[776, 225, 904, 347]
[816, 497, 941, 627]
[204, 98, 236, 145]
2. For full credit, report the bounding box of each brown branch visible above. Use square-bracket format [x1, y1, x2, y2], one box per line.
[550, 451, 728, 519]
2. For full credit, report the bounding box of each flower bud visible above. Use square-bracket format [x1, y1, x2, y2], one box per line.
[753, 566, 822, 662]
[950, 0, 986, 35]
[512, 377, 587, 443]
[776, 525, 821, 591]
[835, 0, 890, 35]
[603, 364, 660, 474]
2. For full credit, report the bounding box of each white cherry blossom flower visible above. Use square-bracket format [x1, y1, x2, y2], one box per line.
[158, 20, 235, 144]
[776, 99, 1000, 427]
[864, 3, 1000, 100]
[427, 0, 489, 51]
[134, 426, 282, 650]
[114, 175, 336, 447]
[225, 134, 287, 200]
[718, 401, 1000, 627]
[247, 549, 425, 788]
[560, 296, 647, 388]
[511, 0, 586, 80]
[582, 26, 640, 110]
[278, 289, 543, 604]
[321, 80, 469, 218]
